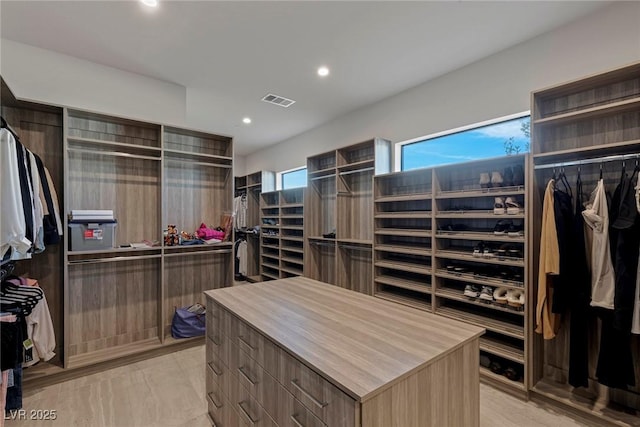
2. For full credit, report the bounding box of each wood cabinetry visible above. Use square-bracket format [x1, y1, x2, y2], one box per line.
[205, 277, 484, 427]
[259, 188, 305, 281]
[530, 61, 640, 426]
[235, 171, 276, 282]
[62, 111, 234, 367]
[373, 154, 530, 394]
[304, 139, 391, 294]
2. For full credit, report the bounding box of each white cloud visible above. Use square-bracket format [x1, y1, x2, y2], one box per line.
[471, 119, 528, 140]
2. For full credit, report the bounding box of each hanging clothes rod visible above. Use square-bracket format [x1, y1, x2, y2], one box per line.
[534, 153, 640, 170]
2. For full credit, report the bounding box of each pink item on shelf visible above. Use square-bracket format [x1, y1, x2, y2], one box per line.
[196, 223, 225, 241]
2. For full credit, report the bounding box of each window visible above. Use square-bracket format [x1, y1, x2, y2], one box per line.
[281, 167, 307, 189]
[400, 114, 530, 171]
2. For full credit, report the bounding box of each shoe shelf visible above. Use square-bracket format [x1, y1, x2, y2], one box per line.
[375, 289, 431, 312]
[435, 231, 524, 243]
[259, 188, 305, 280]
[280, 245, 303, 254]
[435, 287, 525, 317]
[337, 238, 372, 245]
[374, 211, 431, 219]
[375, 244, 431, 257]
[480, 366, 526, 391]
[374, 260, 430, 275]
[374, 275, 431, 294]
[436, 305, 524, 339]
[375, 229, 432, 237]
[281, 255, 303, 265]
[436, 250, 524, 267]
[435, 270, 524, 291]
[534, 96, 640, 127]
[375, 193, 432, 203]
[337, 158, 375, 173]
[479, 335, 525, 364]
[436, 211, 525, 219]
[435, 186, 525, 199]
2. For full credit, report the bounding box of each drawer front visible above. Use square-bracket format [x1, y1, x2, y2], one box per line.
[279, 352, 355, 426]
[228, 373, 278, 427]
[207, 299, 224, 344]
[206, 349, 232, 405]
[224, 313, 280, 379]
[207, 384, 239, 427]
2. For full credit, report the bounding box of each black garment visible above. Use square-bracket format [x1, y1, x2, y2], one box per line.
[33, 154, 60, 245]
[595, 172, 638, 389]
[0, 318, 22, 371]
[552, 183, 573, 314]
[568, 175, 592, 388]
[14, 142, 34, 248]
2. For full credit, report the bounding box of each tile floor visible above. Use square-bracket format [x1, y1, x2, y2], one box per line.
[5, 345, 597, 427]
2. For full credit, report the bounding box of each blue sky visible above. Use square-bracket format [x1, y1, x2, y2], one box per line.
[402, 116, 530, 170]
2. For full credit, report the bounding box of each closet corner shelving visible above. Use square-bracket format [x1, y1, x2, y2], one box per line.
[304, 138, 392, 295]
[259, 187, 305, 280]
[530, 61, 640, 425]
[234, 170, 275, 283]
[62, 109, 234, 368]
[373, 153, 531, 395]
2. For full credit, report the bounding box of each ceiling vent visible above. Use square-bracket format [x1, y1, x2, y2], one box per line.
[261, 93, 296, 108]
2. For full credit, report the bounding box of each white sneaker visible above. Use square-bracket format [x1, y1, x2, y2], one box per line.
[494, 197, 506, 215]
[479, 286, 494, 301]
[505, 197, 523, 215]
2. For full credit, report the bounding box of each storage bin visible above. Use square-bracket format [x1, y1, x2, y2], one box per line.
[69, 221, 117, 251]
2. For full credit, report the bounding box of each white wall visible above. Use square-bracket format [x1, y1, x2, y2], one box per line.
[245, 1, 640, 174]
[0, 39, 186, 125]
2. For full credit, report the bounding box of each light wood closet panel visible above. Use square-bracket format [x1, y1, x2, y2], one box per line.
[1, 95, 65, 375]
[67, 257, 159, 358]
[530, 62, 640, 426]
[163, 251, 231, 335]
[337, 243, 372, 295]
[163, 164, 230, 230]
[337, 171, 373, 242]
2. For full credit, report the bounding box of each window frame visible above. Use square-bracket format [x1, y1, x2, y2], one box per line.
[278, 166, 308, 190]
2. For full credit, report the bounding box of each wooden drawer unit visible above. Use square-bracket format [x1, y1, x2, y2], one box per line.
[278, 350, 354, 426]
[206, 278, 484, 427]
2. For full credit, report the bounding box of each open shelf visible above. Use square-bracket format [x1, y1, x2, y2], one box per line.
[374, 260, 430, 275]
[375, 229, 431, 237]
[435, 270, 524, 290]
[533, 96, 640, 126]
[436, 211, 525, 219]
[375, 211, 431, 219]
[436, 306, 524, 339]
[435, 186, 525, 199]
[479, 336, 525, 363]
[480, 366, 525, 391]
[436, 250, 525, 267]
[375, 275, 431, 294]
[375, 193, 431, 203]
[375, 244, 430, 256]
[375, 290, 431, 312]
[435, 231, 524, 243]
[435, 288, 525, 317]
[532, 139, 640, 163]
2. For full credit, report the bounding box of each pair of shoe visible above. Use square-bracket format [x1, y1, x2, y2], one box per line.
[479, 171, 504, 188]
[486, 356, 523, 382]
[464, 284, 494, 301]
[496, 244, 523, 260]
[493, 220, 523, 236]
[492, 287, 525, 309]
[494, 197, 523, 215]
[472, 242, 494, 258]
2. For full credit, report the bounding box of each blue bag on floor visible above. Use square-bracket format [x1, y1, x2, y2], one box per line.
[171, 304, 206, 338]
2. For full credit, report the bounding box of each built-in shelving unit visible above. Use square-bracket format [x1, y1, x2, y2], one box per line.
[234, 171, 275, 282]
[259, 187, 305, 280]
[372, 154, 529, 394]
[63, 109, 234, 369]
[304, 138, 392, 295]
[530, 61, 640, 425]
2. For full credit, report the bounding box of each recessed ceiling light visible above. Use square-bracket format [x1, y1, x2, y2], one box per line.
[317, 66, 330, 77]
[242, 117, 252, 124]
[141, 0, 158, 7]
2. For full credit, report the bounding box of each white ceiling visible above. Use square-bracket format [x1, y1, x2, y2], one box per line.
[1, 1, 608, 155]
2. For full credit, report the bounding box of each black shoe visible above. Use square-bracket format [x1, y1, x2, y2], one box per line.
[512, 164, 525, 186]
[493, 219, 513, 235]
[323, 231, 336, 239]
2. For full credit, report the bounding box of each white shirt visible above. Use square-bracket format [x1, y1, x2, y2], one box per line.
[0, 128, 31, 258]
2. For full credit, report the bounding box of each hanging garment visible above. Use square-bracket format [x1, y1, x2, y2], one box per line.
[28, 152, 44, 254]
[568, 173, 592, 388]
[632, 255, 640, 334]
[12, 142, 35, 260]
[535, 179, 561, 339]
[238, 240, 248, 277]
[0, 129, 31, 258]
[582, 179, 615, 309]
[20, 278, 56, 367]
[233, 195, 247, 229]
[551, 175, 573, 314]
